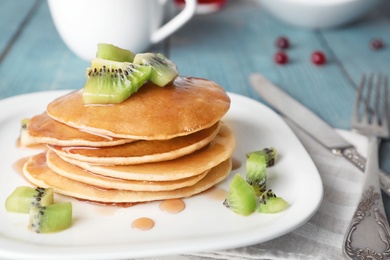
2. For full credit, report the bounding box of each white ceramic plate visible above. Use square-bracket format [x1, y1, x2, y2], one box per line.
[0, 90, 323, 259]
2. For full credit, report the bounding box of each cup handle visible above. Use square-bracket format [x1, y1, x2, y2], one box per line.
[151, 0, 197, 44]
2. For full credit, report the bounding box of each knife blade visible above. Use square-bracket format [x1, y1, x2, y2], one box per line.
[249, 73, 390, 195]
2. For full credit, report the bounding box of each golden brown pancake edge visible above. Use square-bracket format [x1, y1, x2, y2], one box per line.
[47, 122, 220, 165]
[46, 150, 209, 191]
[53, 123, 235, 181]
[23, 153, 232, 203]
[46, 77, 231, 140]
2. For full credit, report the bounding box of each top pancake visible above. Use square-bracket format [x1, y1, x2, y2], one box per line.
[46, 77, 230, 140]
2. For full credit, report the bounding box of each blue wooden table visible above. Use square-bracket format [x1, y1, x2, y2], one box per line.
[1, 0, 390, 254]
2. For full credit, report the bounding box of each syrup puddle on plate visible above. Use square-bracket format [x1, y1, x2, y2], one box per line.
[159, 198, 185, 214]
[131, 199, 186, 231]
[131, 217, 155, 231]
[13, 156, 30, 176]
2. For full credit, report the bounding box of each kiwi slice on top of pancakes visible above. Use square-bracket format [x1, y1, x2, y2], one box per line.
[82, 44, 179, 104]
[96, 43, 135, 62]
[134, 52, 179, 87]
[82, 58, 152, 104]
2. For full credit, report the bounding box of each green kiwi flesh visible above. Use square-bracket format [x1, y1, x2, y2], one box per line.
[29, 202, 72, 233]
[258, 197, 288, 213]
[245, 152, 267, 196]
[96, 43, 135, 62]
[82, 58, 152, 104]
[19, 118, 37, 146]
[5, 186, 54, 214]
[246, 147, 277, 196]
[246, 147, 277, 167]
[223, 174, 256, 216]
[133, 53, 178, 87]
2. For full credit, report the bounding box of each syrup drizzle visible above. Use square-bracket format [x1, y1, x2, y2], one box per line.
[131, 217, 155, 231]
[12, 156, 30, 177]
[159, 199, 185, 214]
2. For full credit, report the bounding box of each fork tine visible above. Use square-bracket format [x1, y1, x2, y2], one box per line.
[374, 74, 381, 125]
[352, 74, 366, 125]
[363, 73, 374, 124]
[352, 73, 390, 138]
[382, 75, 389, 132]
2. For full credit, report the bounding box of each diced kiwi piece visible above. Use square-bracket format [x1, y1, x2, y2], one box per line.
[82, 58, 151, 104]
[246, 152, 267, 194]
[96, 43, 134, 62]
[246, 147, 277, 167]
[133, 53, 178, 87]
[5, 186, 54, 214]
[246, 147, 278, 196]
[258, 196, 288, 213]
[21, 118, 30, 127]
[19, 118, 37, 147]
[223, 174, 256, 216]
[29, 202, 72, 233]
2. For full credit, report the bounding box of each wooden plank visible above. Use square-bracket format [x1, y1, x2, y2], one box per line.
[0, 0, 38, 59]
[0, 0, 86, 98]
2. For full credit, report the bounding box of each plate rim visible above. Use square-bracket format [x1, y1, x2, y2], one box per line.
[0, 90, 323, 259]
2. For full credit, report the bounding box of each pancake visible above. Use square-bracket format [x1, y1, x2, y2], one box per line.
[48, 122, 220, 165]
[23, 153, 232, 204]
[46, 150, 208, 191]
[46, 77, 231, 140]
[56, 123, 235, 181]
[28, 112, 134, 147]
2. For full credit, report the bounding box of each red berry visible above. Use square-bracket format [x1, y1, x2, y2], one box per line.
[274, 51, 288, 65]
[311, 51, 326, 65]
[370, 39, 384, 50]
[275, 36, 290, 49]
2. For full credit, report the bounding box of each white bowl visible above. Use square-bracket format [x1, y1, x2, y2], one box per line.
[258, 0, 383, 29]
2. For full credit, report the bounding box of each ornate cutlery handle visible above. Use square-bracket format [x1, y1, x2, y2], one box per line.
[334, 146, 390, 196]
[343, 186, 390, 259]
[342, 138, 390, 259]
[337, 147, 365, 169]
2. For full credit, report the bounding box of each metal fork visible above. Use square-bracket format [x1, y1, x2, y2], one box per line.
[343, 74, 390, 259]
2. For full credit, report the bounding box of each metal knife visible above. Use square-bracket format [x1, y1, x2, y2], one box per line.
[249, 73, 390, 196]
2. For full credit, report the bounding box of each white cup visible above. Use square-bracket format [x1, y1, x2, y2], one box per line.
[48, 0, 197, 61]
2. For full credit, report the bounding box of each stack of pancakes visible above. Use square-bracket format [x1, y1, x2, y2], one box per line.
[23, 77, 235, 205]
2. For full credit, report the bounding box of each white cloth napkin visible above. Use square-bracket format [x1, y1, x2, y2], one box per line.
[140, 120, 369, 260]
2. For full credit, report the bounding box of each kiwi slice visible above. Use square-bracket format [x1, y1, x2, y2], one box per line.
[246, 147, 277, 167]
[19, 118, 37, 147]
[96, 43, 135, 62]
[246, 147, 277, 196]
[133, 53, 178, 87]
[29, 202, 72, 233]
[5, 186, 54, 214]
[258, 196, 288, 213]
[82, 58, 152, 104]
[223, 174, 256, 216]
[21, 118, 29, 128]
[246, 152, 267, 195]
